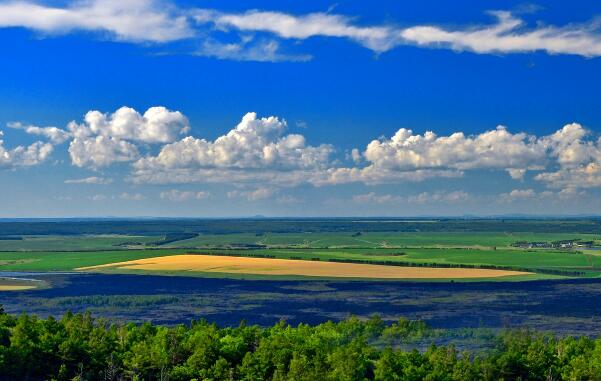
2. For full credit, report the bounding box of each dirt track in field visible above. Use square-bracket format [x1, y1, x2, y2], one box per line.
[0, 285, 37, 291]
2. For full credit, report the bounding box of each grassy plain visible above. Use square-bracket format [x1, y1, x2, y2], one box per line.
[1, 246, 598, 274]
[0, 235, 159, 251]
[0, 230, 600, 281]
[165, 232, 601, 249]
[0, 249, 181, 271]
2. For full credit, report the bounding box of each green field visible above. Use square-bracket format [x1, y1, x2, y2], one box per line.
[0, 249, 182, 271]
[1, 246, 599, 279]
[1, 230, 600, 281]
[165, 232, 601, 249]
[0, 235, 160, 251]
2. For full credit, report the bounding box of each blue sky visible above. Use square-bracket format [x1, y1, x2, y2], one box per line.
[0, 0, 600, 217]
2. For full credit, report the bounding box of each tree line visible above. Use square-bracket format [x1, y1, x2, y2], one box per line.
[1, 307, 600, 380]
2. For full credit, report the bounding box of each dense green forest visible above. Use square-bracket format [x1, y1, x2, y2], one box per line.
[1, 307, 600, 381]
[2, 218, 601, 236]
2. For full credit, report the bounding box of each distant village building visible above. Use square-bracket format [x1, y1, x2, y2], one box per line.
[512, 240, 594, 250]
[552, 240, 574, 249]
[512, 241, 551, 249]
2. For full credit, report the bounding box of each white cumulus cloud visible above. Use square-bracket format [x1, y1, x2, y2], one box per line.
[13, 106, 190, 168]
[131, 112, 333, 185]
[327, 126, 545, 185]
[0, 131, 53, 169]
[536, 123, 601, 190]
[69, 135, 140, 168]
[327, 122, 601, 191]
[71, 106, 189, 144]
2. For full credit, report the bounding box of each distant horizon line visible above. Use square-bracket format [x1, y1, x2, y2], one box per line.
[1, 215, 601, 221]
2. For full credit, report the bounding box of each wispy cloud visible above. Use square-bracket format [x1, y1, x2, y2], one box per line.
[0, 0, 192, 43]
[195, 8, 601, 58]
[119, 192, 146, 201]
[353, 191, 469, 205]
[0, 2, 599, 60]
[8, 122, 70, 144]
[227, 187, 275, 201]
[88, 194, 107, 201]
[64, 176, 113, 185]
[160, 189, 210, 202]
[400, 11, 601, 57]
[194, 9, 397, 52]
[197, 37, 311, 62]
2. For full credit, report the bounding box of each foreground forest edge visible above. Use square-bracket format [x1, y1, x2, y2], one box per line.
[1, 309, 601, 380]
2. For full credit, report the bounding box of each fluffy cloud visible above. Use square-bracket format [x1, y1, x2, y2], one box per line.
[401, 11, 601, 57]
[363, 126, 544, 173]
[160, 189, 210, 202]
[69, 135, 140, 168]
[67, 106, 188, 168]
[0, 131, 53, 169]
[8, 122, 70, 144]
[64, 176, 113, 184]
[535, 123, 601, 189]
[328, 122, 601, 191]
[71, 106, 189, 144]
[8, 104, 601, 196]
[328, 126, 544, 185]
[13, 106, 189, 168]
[131, 112, 333, 185]
[535, 163, 601, 190]
[0, 0, 192, 43]
[129, 118, 601, 192]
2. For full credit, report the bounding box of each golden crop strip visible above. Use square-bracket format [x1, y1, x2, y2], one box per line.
[78, 254, 531, 279]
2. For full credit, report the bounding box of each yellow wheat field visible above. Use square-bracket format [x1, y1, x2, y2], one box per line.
[79, 254, 531, 279]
